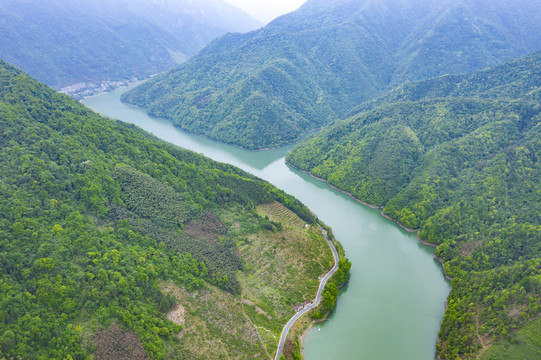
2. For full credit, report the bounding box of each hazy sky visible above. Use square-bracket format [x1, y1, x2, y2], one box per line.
[225, 0, 307, 23]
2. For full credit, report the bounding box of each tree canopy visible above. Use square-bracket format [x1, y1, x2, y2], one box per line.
[0, 59, 318, 359]
[123, 0, 541, 149]
[287, 51, 541, 359]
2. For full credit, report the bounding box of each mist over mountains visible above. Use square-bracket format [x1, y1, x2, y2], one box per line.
[0, 0, 261, 93]
[123, 0, 541, 149]
[0, 0, 540, 359]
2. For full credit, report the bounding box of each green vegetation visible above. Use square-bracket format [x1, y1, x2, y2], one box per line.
[0, 0, 261, 93]
[279, 223, 350, 360]
[287, 51, 541, 359]
[282, 336, 302, 360]
[348, 51, 541, 116]
[245, 202, 335, 353]
[123, 0, 541, 149]
[158, 201, 336, 359]
[480, 317, 541, 360]
[160, 282, 269, 359]
[0, 60, 330, 359]
[311, 246, 351, 320]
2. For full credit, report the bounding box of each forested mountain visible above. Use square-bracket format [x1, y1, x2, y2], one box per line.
[0, 0, 261, 95]
[122, 0, 541, 149]
[349, 50, 541, 115]
[0, 60, 349, 359]
[287, 51, 541, 359]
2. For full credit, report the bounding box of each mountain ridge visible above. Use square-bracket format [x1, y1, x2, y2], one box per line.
[122, 0, 541, 149]
[286, 50, 541, 359]
[0, 0, 261, 95]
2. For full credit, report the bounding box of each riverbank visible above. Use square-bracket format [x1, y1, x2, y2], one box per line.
[85, 88, 452, 360]
[286, 162, 382, 210]
[270, 221, 348, 359]
[298, 228, 347, 357]
[294, 314, 329, 357]
[119, 95, 324, 152]
[274, 224, 340, 360]
[287, 161, 454, 283]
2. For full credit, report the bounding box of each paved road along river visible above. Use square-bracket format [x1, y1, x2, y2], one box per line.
[84, 84, 451, 360]
[274, 225, 339, 359]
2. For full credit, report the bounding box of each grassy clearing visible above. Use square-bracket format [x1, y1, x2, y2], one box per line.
[480, 317, 541, 360]
[159, 202, 334, 359]
[161, 283, 268, 359]
[239, 202, 333, 354]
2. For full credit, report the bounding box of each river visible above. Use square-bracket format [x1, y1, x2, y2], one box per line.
[84, 84, 451, 360]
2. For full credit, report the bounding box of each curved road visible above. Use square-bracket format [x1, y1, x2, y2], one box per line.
[274, 224, 340, 360]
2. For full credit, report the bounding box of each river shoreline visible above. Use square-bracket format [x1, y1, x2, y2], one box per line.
[286, 161, 454, 283]
[87, 84, 449, 282]
[86, 89, 452, 360]
[298, 228, 346, 357]
[286, 162, 383, 210]
[117, 94, 323, 152]
[274, 224, 340, 360]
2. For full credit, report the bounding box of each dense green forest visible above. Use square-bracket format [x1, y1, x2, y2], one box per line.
[0, 60, 342, 359]
[287, 51, 541, 359]
[0, 0, 260, 93]
[122, 0, 541, 149]
[348, 50, 541, 117]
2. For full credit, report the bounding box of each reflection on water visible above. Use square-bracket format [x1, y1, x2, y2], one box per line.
[84, 85, 451, 360]
[86, 82, 292, 170]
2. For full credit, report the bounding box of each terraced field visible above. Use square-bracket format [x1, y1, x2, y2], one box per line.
[481, 317, 541, 360]
[256, 202, 308, 229]
[159, 202, 334, 359]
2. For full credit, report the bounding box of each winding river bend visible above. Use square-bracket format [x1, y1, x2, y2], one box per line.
[84, 84, 451, 360]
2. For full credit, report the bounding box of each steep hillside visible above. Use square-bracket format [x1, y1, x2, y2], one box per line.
[122, 0, 541, 149]
[0, 60, 347, 359]
[0, 0, 261, 96]
[287, 52, 541, 359]
[349, 51, 541, 115]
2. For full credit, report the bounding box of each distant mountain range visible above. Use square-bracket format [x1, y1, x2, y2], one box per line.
[0, 0, 261, 95]
[287, 51, 541, 360]
[122, 0, 541, 149]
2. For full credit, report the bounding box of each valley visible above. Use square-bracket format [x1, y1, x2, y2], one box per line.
[122, 0, 541, 149]
[286, 51, 541, 359]
[85, 84, 450, 360]
[0, 0, 261, 97]
[1, 0, 539, 358]
[0, 61, 344, 359]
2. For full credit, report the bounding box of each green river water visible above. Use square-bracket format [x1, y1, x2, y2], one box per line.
[84, 84, 451, 360]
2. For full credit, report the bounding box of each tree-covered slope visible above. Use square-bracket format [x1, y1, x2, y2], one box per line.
[122, 0, 541, 149]
[287, 52, 541, 359]
[350, 51, 541, 115]
[0, 0, 261, 94]
[0, 60, 345, 359]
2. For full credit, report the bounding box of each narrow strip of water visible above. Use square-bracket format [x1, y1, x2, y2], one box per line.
[84, 84, 450, 360]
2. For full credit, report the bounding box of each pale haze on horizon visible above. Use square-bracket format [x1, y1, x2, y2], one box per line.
[224, 0, 307, 23]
